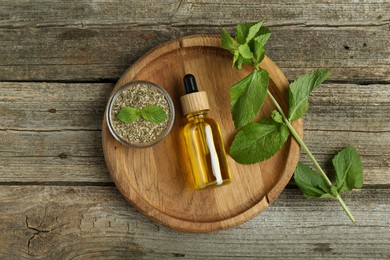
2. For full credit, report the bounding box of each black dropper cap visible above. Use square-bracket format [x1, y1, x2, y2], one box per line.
[183, 74, 198, 94]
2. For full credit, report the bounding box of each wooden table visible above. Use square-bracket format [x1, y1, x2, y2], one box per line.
[1, 1, 389, 258]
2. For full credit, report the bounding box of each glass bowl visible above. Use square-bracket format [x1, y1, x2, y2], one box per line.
[106, 81, 175, 148]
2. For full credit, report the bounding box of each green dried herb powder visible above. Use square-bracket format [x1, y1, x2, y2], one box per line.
[111, 83, 170, 144]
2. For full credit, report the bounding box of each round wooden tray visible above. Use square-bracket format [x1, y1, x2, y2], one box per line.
[102, 35, 302, 233]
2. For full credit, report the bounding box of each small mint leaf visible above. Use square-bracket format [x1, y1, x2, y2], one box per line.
[236, 23, 255, 44]
[332, 146, 363, 193]
[236, 55, 244, 70]
[271, 110, 283, 124]
[140, 105, 167, 123]
[117, 107, 140, 123]
[229, 118, 289, 164]
[221, 29, 235, 52]
[253, 27, 271, 48]
[288, 69, 331, 120]
[232, 50, 240, 67]
[246, 21, 263, 43]
[294, 162, 333, 198]
[238, 44, 253, 59]
[253, 45, 265, 65]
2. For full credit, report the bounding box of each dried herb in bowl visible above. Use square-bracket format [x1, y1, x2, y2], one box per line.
[107, 81, 174, 148]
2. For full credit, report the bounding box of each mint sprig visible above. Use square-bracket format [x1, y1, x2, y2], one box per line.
[222, 21, 363, 223]
[117, 105, 167, 124]
[222, 21, 267, 70]
[294, 147, 363, 199]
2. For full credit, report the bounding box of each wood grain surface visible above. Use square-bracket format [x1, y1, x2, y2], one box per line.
[0, 0, 389, 258]
[0, 186, 389, 259]
[0, 1, 389, 82]
[102, 35, 302, 232]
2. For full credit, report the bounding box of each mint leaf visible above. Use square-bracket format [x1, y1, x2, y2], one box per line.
[254, 27, 271, 46]
[288, 69, 331, 120]
[253, 45, 265, 65]
[246, 21, 263, 43]
[229, 118, 289, 164]
[230, 69, 269, 128]
[238, 44, 253, 59]
[236, 23, 254, 44]
[221, 29, 235, 52]
[117, 107, 140, 123]
[252, 28, 270, 65]
[333, 147, 363, 193]
[232, 50, 240, 67]
[271, 110, 283, 124]
[294, 162, 334, 199]
[140, 105, 167, 123]
[230, 72, 254, 106]
[236, 55, 244, 70]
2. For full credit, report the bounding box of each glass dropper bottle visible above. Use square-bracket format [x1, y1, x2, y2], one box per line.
[180, 74, 232, 190]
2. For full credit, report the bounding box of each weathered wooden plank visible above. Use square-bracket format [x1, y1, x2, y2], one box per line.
[1, 82, 388, 131]
[1, 0, 388, 82]
[0, 82, 388, 184]
[0, 130, 112, 183]
[0, 186, 388, 258]
[0, 129, 387, 184]
[267, 26, 390, 83]
[173, 0, 389, 27]
[1, 0, 388, 27]
[305, 84, 390, 132]
[0, 26, 388, 82]
[0, 82, 112, 130]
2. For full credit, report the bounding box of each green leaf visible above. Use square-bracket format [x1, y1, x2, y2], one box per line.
[221, 29, 235, 52]
[294, 162, 334, 199]
[288, 69, 331, 120]
[230, 21, 269, 68]
[236, 23, 254, 44]
[236, 55, 244, 70]
[117, 107, 140, 123]
[271, 110, 283, 124]
[242, 57, 254, 67]
[229, 118, 289, 164]
[232, 50, 240, 67]
[140, 105, 167, 123]
[246, 21, 263, 43]
[253, 45, 265, 65]
[332, 147, 363, 193]
[238, 44, 253, 59]
[252, 28, 269, 65]
[230, 69, 269, 128]
[253, 27, 271, 48]
[230, 72, 254, 107]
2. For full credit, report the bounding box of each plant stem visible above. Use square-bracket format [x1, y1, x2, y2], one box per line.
[266, 90, 356, 224]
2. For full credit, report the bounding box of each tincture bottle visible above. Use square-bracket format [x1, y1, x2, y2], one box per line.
[180, 74, 232, 190]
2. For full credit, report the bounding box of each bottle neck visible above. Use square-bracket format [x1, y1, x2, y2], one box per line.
[186, 110, 209, 121]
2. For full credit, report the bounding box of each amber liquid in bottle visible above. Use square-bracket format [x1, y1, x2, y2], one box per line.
[181, 74, 231, 190]
[183, 110, 231, 189]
